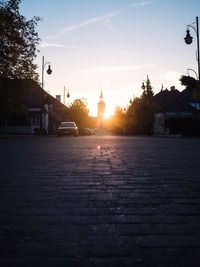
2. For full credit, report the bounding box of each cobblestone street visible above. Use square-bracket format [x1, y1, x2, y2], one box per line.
[0, 135, 200, 266]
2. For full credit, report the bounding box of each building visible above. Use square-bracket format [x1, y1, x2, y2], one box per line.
[154, 86, 200, 136]
[0, 79, 70, 134]
[97, 90, 105, 128]
[153, 87, 180, 134]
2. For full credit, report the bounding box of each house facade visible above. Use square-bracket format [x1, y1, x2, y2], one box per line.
[0, 79, 69, 134]
[153, 87, 200, 136]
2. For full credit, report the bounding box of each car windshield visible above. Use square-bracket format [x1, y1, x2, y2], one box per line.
[60, 122, 76, 127]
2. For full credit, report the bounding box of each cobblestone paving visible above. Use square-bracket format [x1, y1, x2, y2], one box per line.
[0, 135, 200, 266]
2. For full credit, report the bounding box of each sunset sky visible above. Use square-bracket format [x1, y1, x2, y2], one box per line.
[20, 0, 200, 117]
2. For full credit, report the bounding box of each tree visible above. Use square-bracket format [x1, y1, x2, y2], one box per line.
[68, 99, 90, 131]
[126, 97, 143, 134]
[141, 75, 154, 100]
[0, 0, 40, 80]
[127, 77, 155, 135]
[0, 0, 40, 125]
[108, 107, 127, 135]
[179, 75, 198, 90]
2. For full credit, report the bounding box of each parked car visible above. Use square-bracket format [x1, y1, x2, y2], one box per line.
[83, 128, 92, 135]
[57, 122, 78, 136]
[90, 128, 97, 135]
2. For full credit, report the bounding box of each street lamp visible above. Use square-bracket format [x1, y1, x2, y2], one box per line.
[67, 91, 70, 98]
[41, 56, 52, 89]
[63, 85, 70, 105]
[66, 90, 70, 120]
[184, 16, 200, 80]
[40, 56, 52, 133]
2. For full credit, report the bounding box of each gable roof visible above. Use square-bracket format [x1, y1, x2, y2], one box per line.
[0, 78, 70, 123]
[153, 88, 180, 112]
[0, 78, 67, 109]
[159, 88, 195, 113]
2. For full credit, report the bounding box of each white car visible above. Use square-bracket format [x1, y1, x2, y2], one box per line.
[57, 122, 78, 136]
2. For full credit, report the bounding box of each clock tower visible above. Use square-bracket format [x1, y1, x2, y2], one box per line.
[97, 90, 105, 128]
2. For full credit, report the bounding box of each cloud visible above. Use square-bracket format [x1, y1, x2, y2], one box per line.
[40, 42, 136, 55]
[40, 42, 78, 48]
[131, 1, 151, 8]
[83, 47, 136, 55]
[60, 10, 121, 34]
[43, 1, 152, 46]
[59, 1, 151, 34]
[81, 64, 155, 73]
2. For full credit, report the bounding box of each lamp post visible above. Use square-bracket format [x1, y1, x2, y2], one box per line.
[40, 56, 52, 132]
[41, 56, 52, 89]
[63, 85, 70, 105]
[184, 16, 200, 81]
[66, 88, 71, 121]
[184, 18, 200, 132]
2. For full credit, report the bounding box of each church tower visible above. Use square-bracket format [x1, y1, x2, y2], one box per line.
[97, 90, 105, 128]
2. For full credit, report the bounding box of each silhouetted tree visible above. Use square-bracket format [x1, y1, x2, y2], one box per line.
[0, 0, 40, 80]
[126, 77, 154, 135]
[126, 97, 143, 134]
[179, 75, 198, 90]
[140, 77, 154, 134]
[68, 99, 90, 131]
[107, 107, 127, 135]
[108, 78, 155, 136]
[141, 76, 154, 100]
[0, 0, 40, 126]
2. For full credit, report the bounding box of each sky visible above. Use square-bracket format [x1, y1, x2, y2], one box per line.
[20, 0, 200, 117]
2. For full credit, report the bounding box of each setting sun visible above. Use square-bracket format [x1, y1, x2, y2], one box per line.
[88, 105, 114, 119]
[103, 107, 115, 119]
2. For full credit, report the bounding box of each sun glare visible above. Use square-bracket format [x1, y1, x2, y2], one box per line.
[103, 107, 114, 119]
[89, 107, 114, 118]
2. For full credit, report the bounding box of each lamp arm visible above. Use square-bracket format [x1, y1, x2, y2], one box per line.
[186, 24, 197, 35]
[187, 68, 198, 79]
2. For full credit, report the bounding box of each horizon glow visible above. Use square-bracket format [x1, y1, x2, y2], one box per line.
[20, 0, 200, 116]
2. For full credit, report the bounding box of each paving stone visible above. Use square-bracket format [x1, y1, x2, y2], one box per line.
[0, 136, 200, 266]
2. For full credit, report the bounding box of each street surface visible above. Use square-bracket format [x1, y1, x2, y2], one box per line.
[0, 135, 200, 266]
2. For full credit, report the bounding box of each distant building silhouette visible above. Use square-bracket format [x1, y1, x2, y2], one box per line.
[97, 90, 105, 128]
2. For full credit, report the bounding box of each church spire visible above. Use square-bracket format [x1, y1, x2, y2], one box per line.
[100, 90, 103, 100]
[97, 89, 105, 128]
